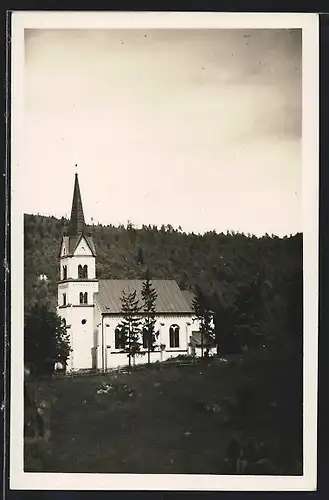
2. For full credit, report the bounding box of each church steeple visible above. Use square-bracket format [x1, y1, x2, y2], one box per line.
[57, 172, 99, 372]
[68, 173, 85, 236]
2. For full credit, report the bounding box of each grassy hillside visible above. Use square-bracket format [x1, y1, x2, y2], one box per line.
[25, 352, 302, 475]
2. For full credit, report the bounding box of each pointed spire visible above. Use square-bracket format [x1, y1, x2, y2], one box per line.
[68, 173, 85, 236]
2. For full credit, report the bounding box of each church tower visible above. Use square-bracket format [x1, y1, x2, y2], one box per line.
[57, 173, 99, 371]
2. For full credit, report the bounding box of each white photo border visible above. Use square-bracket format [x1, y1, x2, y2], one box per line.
[10, 11, 319, 491]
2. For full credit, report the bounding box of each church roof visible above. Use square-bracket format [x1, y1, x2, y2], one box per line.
[181, 290, 195, 308]
[95, 279, 193, 314]
[68, 173, 86, 237]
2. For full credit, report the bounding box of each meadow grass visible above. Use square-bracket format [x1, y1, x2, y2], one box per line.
[24, 352, 302, 474]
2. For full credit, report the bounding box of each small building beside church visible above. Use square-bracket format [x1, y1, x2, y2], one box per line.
[57, 174, 213, 372]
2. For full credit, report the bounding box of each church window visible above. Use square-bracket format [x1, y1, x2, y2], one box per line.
[79, 292, 88, 304]
[62, 293, 67, 306]
[62, 318, 66, 327]
[78, 264, 88, 279]
[81, 319, 87, 325]
[143, 327, 151, 349]
[115, 327, 126, 349]
[169, 324, 180, 348]
[63, 265, 67, 280]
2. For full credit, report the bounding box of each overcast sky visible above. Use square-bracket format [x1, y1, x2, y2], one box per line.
[24, 28, 302, 236]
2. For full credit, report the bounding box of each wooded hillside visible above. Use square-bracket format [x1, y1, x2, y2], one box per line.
[24, 213, 302, 354]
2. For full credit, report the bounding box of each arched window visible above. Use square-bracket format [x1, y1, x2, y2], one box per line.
[62, 318, 66, 327]
[143, 327, 151, 349]
[115, 327, 126, 350]
[83, 292, 88, 304]
[62, 265, 67, 280]
[79, 292, 84, 304]
[62, 293, 67, 306]
[169, 324, 180, 348]
[78, 265, 88, 279]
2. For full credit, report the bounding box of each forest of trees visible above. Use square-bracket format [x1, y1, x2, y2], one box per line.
[24, 213, 302, 357]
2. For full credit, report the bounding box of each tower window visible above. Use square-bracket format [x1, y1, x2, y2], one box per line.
[80, 292, 88, 304]
[63, 265, 67, 280]
[78, 265, 88, 279]
[81, 319, 87, 325]
[115, 327, 126, 350]
[79, 292, 83, 304]
[169, 324, 180, 348]
[62, 293, 67, 306]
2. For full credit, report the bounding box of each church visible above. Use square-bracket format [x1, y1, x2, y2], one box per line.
[57, 174, 212, 372]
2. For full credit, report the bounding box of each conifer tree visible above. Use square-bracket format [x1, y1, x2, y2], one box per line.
[141, 270, 159, 364]
[24, 304, 71, 375]
[117, 289, 142, 367]
[192, 286, 214, 357]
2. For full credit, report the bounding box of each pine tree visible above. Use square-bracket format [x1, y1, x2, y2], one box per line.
[117, 289, 142, 367]
[192, 286, 214, 357]
[141, 270, 159, 364]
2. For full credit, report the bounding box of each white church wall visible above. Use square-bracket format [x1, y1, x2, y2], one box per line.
[94, 313, 202, 370]
[63, 305, 96, 371]
[58, 301, 204, 371]
[59, 280, 99, 307]
[93, 301, 102, 370]
[59, 256, 96, 281]
[69, 256, 96, 280]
